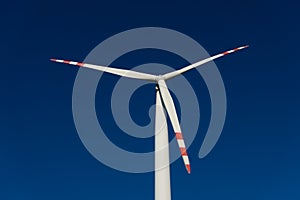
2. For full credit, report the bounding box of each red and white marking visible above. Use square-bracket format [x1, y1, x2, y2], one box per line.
[175, 132, 191, 174]
[221, 45, 249, 56]
[50, 59, 84, 67]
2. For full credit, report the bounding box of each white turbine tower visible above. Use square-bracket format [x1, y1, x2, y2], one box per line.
[51, 45, 248, 200]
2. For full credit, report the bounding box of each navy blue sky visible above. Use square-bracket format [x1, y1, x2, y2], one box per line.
[1, 0, 299, 199]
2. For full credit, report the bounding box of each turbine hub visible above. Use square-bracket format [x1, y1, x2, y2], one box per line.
[155, 75, 163, 82]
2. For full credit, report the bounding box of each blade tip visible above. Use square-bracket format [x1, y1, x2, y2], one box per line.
[50, 58, 56, 62]
[186, 165, 191, 174]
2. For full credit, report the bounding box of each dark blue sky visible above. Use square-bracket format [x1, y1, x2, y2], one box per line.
[1, 0, 299, 199]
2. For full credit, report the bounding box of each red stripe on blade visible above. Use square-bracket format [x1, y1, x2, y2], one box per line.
[180, 147, 187, 156]
[77, 62, 84, 67]
[186, 164, 191, 174]
[175, 132, 183, 139]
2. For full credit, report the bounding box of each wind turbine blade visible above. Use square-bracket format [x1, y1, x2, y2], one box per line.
[162, 45, 249, 80]
[157, 80, 191, 174]
[50, 59, 157, 81]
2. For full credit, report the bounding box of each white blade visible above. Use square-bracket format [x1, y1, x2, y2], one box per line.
[157, 80, 191, 174]
[50, 59, 157, 81]
[162, 45, 249, 80]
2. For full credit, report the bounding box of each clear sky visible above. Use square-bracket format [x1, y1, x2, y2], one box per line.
[1, 0, 299, 199]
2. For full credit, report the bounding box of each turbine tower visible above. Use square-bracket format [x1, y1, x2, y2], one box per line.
[155, 85, 171, 200]
[51, 45, 248, 200]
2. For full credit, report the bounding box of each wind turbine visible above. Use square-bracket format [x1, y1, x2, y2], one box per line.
[51, 45, 248, 200]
